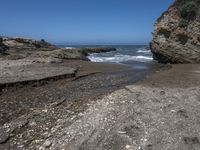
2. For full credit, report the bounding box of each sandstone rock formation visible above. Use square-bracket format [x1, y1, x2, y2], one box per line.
[40, 48, 89, 60]
[150, 0, 200, 63]
[0, 37, 116, 61]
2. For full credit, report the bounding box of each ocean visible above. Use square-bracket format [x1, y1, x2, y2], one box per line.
[58, 45, 153, 64]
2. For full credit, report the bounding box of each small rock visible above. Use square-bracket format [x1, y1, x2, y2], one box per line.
[160, 91, 165, 95]
[126, 145, 131, 149]
[117, 131, 126, 134]
[39, 146, 43, 150]
[43, 140, 52, 148]
[42, 109, 48, 113]
[29, 121, 37, 126]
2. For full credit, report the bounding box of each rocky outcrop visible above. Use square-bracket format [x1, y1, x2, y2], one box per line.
[40, 48, 89, 60]
[0, 37, 116, 61]
[150, 0, 200, 63]
[0, 37, 9, 54]
[2, 37, 56, 50]
[78, 47, 116, 54]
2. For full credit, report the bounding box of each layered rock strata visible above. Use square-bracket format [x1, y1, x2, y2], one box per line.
[150, 0, 200, 63]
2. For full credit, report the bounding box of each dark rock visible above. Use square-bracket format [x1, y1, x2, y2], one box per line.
[78, 47, 116, 54]
[0, 37, 9, 54]
[150, 0, 200, 63]
[160, 90, 165, 95]
[0, 127, 10, 144]
[0, 116, 29, 144]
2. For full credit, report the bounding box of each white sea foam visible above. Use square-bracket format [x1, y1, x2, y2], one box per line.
[65, 47, 75, 49]
[88, 54, 153, 63]
[137, 49, 151, 53]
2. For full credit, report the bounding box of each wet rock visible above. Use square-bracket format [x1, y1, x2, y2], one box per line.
[78, 47, 116, 54]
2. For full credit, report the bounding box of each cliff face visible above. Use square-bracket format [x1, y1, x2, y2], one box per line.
[150, 0, 200, 63]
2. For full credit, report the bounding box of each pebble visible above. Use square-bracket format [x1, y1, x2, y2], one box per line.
[160, 91, 165, 95]
[39, 146, 43, 150]
[43, 140, 52, 148]
[118, 131, 126, 134]
[42, 109, 48, 113]
[126, 145, 131, 149]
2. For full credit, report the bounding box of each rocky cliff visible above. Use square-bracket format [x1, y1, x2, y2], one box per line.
[150, 0, 200, 63]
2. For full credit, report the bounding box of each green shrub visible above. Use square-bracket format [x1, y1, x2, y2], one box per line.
[180, 2, 198, 20]
[175, 0, 200, 20]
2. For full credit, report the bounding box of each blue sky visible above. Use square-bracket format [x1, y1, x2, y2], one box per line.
[0, 0, 173, 44]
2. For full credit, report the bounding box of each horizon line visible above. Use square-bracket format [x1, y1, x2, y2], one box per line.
[54, 42, 150, 46]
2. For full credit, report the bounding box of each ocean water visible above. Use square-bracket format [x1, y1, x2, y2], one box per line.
[58, 45, 153, 64]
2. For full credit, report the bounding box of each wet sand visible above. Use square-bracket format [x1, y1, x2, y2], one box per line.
[0, 60, 160, 125]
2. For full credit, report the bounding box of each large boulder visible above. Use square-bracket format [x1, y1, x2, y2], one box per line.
[150, 0, 200, 63]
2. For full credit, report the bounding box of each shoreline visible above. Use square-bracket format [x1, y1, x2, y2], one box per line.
[0, 60, 199, 149]
[1, 37, 199, 149]
[0, 59, 161, 92]
[0, 60, 130, 92]
[0, 60, 161, 124]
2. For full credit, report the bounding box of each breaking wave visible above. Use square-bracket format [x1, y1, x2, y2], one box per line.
[65, 47, 75, 49]
[88, 55, 153, 63]
[137, 49, 151, 53]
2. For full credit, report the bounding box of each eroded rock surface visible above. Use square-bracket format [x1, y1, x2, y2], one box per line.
[0, 37, 116, 61]
[150, 0, 200, 63]
[2, 37, 55, 50]
[0, 59, 77, 84]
